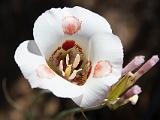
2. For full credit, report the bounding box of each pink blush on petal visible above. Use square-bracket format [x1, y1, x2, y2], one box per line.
[36, 64, 55, 79]
[62, 16, 81, 35]
[93, 60, 112, 78]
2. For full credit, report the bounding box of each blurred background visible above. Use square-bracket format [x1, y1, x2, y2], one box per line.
[0, 0, 160, 120]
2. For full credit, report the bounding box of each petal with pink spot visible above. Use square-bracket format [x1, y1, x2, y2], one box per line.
[36, 64, 55, 79]
[93, 60, 112, 78]
[62, 16, 81, 35]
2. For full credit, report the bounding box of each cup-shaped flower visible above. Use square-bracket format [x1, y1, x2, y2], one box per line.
[14, 6, 123, 108]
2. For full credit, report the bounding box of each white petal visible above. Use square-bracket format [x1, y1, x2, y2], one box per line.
[14, 40, 83, 98]
[90, 33, 123, 66]
[93, 60, 112, 78]
[63, 6, 112, 37]
[33, 8, 63, 59]
[90, 33, 123, 84]
[72, 33, 123, 108]
[33, 6, 112, 59]
[72, 73, 120, 108]
[72, 77, 110, 108]
[14, 40, 45, 88]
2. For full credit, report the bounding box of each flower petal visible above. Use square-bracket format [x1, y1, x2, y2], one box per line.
[72, 78, 110, 108]
[63, 6, 112, 36]
[33, 8, 63, 59]
[90, 33, 123, 85]
[14, 40, 83, 98]
[73, 76, 122, 108]
[72, 33, 123, 108]
[93, 60, 112, 78]
[90, 33, 123, 65]
[33, 6, 112, 59]
[14, 40, 45, 88]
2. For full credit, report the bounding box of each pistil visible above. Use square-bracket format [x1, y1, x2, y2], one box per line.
[48, 40, 92, 85]
[60, 53, 82, 80]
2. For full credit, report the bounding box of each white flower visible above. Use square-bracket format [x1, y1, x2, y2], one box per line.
[14, 6, 123, 108]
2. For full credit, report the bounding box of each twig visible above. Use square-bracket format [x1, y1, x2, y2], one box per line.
[80, 108, 89, 120]
[2, 78, 23, 111]
[53, 104, 105, 120]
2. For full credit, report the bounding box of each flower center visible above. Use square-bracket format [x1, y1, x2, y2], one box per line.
[47, 40, 91, 85]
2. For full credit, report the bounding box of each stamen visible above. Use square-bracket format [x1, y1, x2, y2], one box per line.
[73, 54, 80, 68]
[59, 60, 65, 76]
[49, 40, 90, 86]
[59, 60, 63, 71]
[122, 56, 145, 75]
[66, 54, 70, 66]
[69, 69, 82, 80]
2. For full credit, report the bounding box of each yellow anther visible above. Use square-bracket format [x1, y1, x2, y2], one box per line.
[65, 65, 72, 79]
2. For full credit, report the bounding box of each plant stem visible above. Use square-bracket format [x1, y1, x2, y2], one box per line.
[2, 78, 23, 111]
[53, 104, 106, 120]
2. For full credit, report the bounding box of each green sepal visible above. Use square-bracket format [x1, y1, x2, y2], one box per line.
[106, 72, 136, 102]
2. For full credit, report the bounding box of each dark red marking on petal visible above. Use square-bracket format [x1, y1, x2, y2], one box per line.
[75, 44, 83, 54]
[62, 40, 75, 51]
[88, 65, 92, 78]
